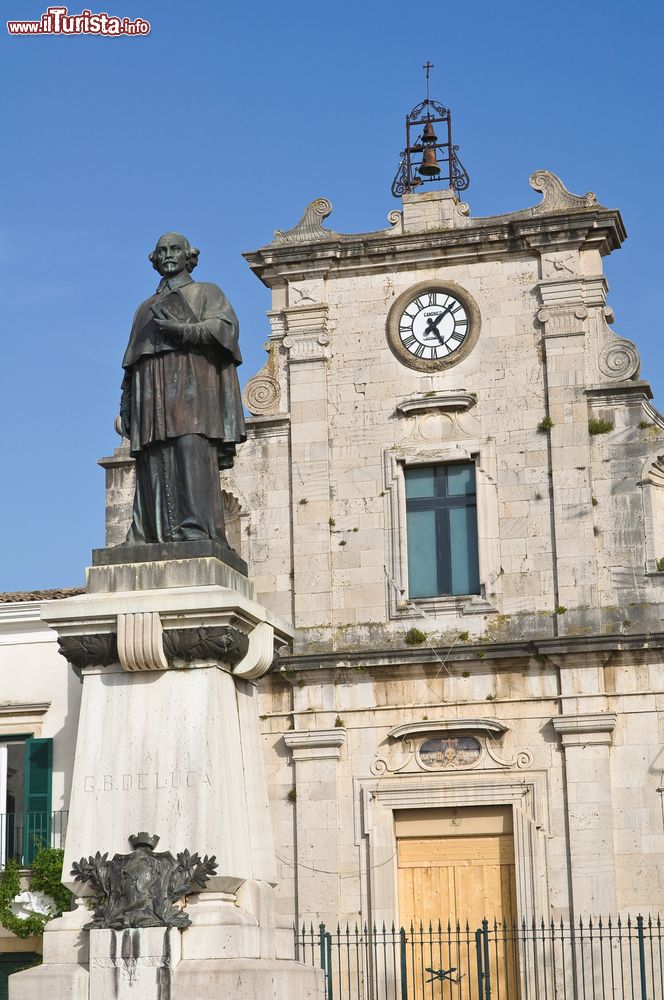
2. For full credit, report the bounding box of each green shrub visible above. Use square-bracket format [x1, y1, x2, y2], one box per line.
[0, 849, 71, 939]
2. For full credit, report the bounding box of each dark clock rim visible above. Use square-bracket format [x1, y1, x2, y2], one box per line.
[386, 279, 481, 373]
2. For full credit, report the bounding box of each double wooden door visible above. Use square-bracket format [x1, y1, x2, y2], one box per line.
[396, 806, 519, 999]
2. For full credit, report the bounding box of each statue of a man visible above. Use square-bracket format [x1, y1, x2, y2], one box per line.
[119, 233, 245, 545]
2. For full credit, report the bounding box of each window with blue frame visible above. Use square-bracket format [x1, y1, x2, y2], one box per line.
[405, 463, 480, 598]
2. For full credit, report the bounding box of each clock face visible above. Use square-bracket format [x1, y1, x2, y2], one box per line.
[398, 291, 469, 361]
[386, 282, 480, 372]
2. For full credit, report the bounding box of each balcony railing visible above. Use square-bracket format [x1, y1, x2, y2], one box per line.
[0, 811, 68, 868]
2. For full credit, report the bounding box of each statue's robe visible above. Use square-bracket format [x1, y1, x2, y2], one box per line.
[121, 271, 246, 545]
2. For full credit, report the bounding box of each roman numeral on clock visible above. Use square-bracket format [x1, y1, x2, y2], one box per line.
[402, 334, 417, 350]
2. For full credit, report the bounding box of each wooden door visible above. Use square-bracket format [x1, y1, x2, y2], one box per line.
[396, 807, 519, 1000]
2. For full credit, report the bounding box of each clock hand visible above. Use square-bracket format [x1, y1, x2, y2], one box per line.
[424, 306, 453, 341]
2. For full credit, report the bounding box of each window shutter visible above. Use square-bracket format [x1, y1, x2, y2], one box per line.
[23, 738, 52, 865]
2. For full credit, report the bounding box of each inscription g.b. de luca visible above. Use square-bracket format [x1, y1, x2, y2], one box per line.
[83, 770, 212, 793]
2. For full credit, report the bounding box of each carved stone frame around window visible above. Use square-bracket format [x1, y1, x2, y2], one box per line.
[382, 439, 501, 619]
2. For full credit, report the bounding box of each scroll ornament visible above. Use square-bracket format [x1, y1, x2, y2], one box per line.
[243, 373, 281, 415]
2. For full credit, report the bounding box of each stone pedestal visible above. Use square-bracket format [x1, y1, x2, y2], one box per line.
[89, 927, 181, 1000]
[9, 554, 323, 1000]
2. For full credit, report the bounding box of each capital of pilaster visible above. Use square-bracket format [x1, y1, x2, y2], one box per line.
[280, 302, 331, 363]
[283, 302, 329, 334]
[552, 712, 617, 747]
[538, 275, 608, 308]
[266, 310, 287, 339]
[284, 728, 346, 761]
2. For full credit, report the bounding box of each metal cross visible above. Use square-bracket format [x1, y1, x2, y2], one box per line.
[423, 61, 434, 102]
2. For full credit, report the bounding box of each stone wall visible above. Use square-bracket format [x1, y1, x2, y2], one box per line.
[259, 648, 664, 924]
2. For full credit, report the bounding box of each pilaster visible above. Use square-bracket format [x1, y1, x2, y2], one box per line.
[537, 274, 598, 610]
[284, 728, 346, 927]
[552, 712, 618, 916]
[283, 302, 333, 630]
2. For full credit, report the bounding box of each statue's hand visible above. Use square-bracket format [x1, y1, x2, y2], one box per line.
[117, 413, 131, 439]
[153, 306, 184, 342]
[119, 373, 132, 439]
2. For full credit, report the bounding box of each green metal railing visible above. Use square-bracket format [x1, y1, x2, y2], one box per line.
[0, 811, 68, 867]
[297, 916, 664, 1000]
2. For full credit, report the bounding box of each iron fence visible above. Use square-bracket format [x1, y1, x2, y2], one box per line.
[0, 811, 68, 868]
[297, 916, 664, 1000]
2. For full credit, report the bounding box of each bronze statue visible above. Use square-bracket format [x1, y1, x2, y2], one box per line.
[119, 233, 245, 545]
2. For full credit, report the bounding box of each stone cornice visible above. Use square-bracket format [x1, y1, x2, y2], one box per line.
[0, 701, 51, 737]
[0, 601, 43, 624]
[244, 208, 625, 287]
[585, 381, 653, 403]
[396, 392, 477, 416]
[0, 701, 50, 720]
[245, 413, 291, 438]
[388, 719, 508, 740]
[0, 603, 59, 645]
[281, 628, 664, 673]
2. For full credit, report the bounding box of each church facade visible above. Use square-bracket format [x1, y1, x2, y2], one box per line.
[1, 165, 664, 990]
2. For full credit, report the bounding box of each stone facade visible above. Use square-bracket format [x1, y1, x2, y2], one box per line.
[2, 170, 664, 971]
[235, 172, 664, 925]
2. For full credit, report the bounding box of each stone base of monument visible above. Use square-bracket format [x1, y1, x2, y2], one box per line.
[9, 554, 323, 1000]
[11, 903, 323, 1000]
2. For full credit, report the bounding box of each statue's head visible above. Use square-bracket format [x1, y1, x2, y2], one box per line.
[149, 232, 200, 277]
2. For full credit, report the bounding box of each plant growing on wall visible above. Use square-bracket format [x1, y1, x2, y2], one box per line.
[588, 418, 614, 435]
[404, 628, 427, 645]
[0, 848, 72, 939]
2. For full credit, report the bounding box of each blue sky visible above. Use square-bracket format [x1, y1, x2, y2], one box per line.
[1, 0, 662, 591]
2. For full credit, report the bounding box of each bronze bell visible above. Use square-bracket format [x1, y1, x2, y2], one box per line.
[418, 147, 441, 177]
[422, 120, 438, 144]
